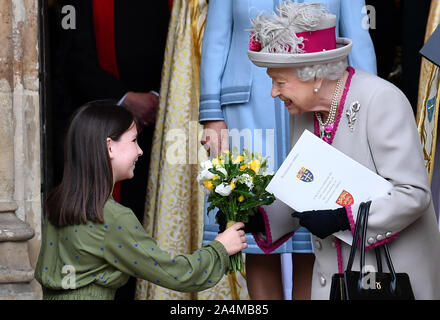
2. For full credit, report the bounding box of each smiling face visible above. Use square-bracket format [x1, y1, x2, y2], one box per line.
[267, 67, 318, 115]
[107, 122, 143, 183]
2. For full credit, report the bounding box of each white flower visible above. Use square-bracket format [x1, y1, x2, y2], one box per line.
[200, 160, 213, 171]
[197, 169, 214, 183]
[216, 167, 228, 179]
[197, 160, 215, 183]
[236, 173, 254, 189]
[215, 183, 233, 197]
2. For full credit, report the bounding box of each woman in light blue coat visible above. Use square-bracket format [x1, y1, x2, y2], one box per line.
[199, 0, 377, 299]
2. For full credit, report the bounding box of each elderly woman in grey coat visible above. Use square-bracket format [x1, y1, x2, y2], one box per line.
[243, 1, 440, 299]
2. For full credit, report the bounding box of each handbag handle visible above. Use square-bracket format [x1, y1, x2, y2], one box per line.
[346, 201, 397, 293]
[359, 201, 397, 293]
[346, 202, 367, 271]
[359, 201, 371, 277]
[382, 243, 397, 292]
[375, 246, 383, 273]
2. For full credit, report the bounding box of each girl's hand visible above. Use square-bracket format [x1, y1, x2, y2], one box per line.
[215, 222, 248, 255]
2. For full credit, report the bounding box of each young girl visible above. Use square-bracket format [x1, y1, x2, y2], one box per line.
[35, 100, 247, 300]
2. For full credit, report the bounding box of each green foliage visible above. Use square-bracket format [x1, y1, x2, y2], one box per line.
[205, 149, 275, 221]
[199, 149, 276, 273]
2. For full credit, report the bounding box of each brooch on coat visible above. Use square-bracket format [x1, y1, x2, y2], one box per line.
[346, 101, 361, 131]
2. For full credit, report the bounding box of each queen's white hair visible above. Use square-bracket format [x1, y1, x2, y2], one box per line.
[296, 59, 348, 81]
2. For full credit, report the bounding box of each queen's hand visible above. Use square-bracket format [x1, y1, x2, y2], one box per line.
[292, 207, 350, 239]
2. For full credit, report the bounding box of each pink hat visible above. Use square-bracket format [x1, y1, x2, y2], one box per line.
[247, 2, 352, 68]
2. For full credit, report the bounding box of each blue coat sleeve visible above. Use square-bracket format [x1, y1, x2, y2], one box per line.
[198, 0, 233, 122]
[339, 0, 377, 75]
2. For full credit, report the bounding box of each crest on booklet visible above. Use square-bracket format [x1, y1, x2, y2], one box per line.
[336, 190, 354, 206]
[296, 167, 314, 182]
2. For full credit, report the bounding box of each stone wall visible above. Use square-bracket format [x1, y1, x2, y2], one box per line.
[0, 0, 41, 299]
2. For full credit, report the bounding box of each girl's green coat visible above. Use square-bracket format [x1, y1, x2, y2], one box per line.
[35, 197, 230, 300]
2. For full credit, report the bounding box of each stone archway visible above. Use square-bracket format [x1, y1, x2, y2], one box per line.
[0, 0, 41, 300]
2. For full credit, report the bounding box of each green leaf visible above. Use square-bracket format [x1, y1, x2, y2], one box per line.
[209, 167, 226, 180]
[233, 189, 254, 197]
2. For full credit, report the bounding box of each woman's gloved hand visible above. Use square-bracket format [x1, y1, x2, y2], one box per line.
[216, 210, 265, 234]
[215, 210, 227, 232]
[291, 207, 350, 239]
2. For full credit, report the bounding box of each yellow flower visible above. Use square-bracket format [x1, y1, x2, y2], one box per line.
[232, 155, 244, 164]
[238, 195, 245, 202]
[249, 160, 261, 174]
[230, 182, 236, 189]
[203, 180, 214, 190]
[212, 174, 219, 180]
[226, 221, 236, 228]
[212, 157, 223, 165]
[239, 164, 248, 171]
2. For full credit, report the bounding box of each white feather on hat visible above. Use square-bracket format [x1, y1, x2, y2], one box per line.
[248, 1, 352, 68]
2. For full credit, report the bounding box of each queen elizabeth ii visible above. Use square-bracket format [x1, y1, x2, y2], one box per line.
[245, 1, 440, 299]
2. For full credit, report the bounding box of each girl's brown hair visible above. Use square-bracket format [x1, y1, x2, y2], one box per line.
[46, 100, 136, 227]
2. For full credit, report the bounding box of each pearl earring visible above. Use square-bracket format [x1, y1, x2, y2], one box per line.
[313, 87, 319, 93]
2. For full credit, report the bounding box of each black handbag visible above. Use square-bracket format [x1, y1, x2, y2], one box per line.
[330, 201, 415, 300]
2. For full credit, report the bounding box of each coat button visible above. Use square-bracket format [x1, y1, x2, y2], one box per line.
[376, 234, 384, 241]
[385, 232, 392, 238]
[314, 239, 322, 250]
[367, 237, 375, 244]
[320, 275, 326, 286]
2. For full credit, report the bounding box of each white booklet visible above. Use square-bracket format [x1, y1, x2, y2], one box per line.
[266, 129, 393, 243]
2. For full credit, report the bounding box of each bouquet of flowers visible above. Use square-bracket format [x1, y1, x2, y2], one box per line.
[197, 149, 276, 273]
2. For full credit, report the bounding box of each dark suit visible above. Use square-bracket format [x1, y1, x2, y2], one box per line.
[67, 0, 169, 100]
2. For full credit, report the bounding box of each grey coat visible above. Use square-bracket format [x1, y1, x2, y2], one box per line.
[263, 69, 440, 299]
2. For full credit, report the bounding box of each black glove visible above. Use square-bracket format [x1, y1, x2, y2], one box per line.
[216, 210, 265, 234]
[215, 210, 227, 233]
[291, 207, 350, 239]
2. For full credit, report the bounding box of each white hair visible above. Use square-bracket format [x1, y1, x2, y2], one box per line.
[250, 1, 329, 54]
[296, 59, 348, 81]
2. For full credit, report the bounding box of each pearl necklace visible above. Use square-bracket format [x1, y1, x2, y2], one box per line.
[315, 77, 344, 128]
